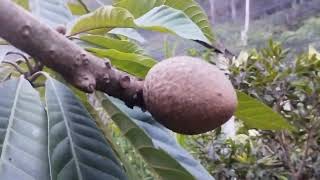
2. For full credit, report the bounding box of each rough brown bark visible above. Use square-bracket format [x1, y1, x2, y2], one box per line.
[0, 0, 144, 108]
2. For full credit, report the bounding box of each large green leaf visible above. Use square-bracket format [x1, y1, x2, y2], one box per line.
[97, 93, 214, 180]
[67, 3, 88, 15]
[164, 0, 215, 43]
[69, 6, 136, 35]
[135, 5, 209, 43]
[0, 77, 49, 180]
[114, 0, 214, 43]
[109, 28, 146, 43]
[0, 66, 12, 82]
[45, 77, 128, 180]
[29, 0, 73, 27]
[70, 88, 141, 180]
[14, 0, 29, 9]
[94, 116, 141, 180]
[69, 5, 210, 43]
[80, 35, 145, 54]
[114, 0, 165, 18]
[87, 48, 157, 78]
[235, 91, 294, 131]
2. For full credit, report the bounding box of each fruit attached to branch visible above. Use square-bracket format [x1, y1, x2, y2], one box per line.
[143, 56, 237, 135]
[0, 1, 237, 135]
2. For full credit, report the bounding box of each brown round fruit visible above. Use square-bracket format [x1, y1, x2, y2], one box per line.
[143, 56, 237, 135]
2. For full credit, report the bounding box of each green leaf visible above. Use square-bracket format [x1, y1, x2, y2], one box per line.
[135, 5, 210, 43]
[97, 93, 214, 180]
[45, 77, 128, 180]
[114, 0, 214, 43]
[164, 0, 215, 43]
[95, 121, 141, 180]
[13, 0, 29, 10]
[0, 39, 8, 45]
[87, 48, 157, 78]
[67, 3, 88, 15]
[70, 5, 210, 43]
[235, 91, 294, 131]
[29, 0, 73, 27]
[0, 46, 25, 63]
[69, 6, 136, 35]
[109, 28, 146, 43]
[80, 35, 145, 54]
[114, 0, 165, 18]
[176, 134, 188, 149]
[0, 77, 49, 180]
[70, 88, 141, 180]
[0, 66, 12, 82]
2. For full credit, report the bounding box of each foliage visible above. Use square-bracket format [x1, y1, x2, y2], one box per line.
[235, 91, 293, 131]
[97, 93, 213, 180]
[185, 41, 320, 179]
[0, 77, 49, 180]
[69, 5, 210, 43]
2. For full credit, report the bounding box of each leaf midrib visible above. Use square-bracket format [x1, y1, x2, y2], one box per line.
[0, 78, 37, 179]
[48, 78, 83, 180]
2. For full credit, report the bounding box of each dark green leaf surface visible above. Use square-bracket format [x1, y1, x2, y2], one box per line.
[135, 5, 210, 43]
[87, 48, 156, 78]
[97, 93, 214, 180]
[70, 5, 210, 43]
[109, 28, 146, 43]
[0, 77, 49, 180]
[235, 91, 294, 131]
[113, 0, 214, 42]
[69, 6, 136, 35]
[45, 78, 127, 180]
[114, 0, 165, 18]
[80, 35, 145, 54]
[164, 0, 215, 43]
[14, 0, 29, 9]
[67, 3, 88, 15]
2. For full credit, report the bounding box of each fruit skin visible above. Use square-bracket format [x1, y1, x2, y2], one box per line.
[143, 56, 237, 135]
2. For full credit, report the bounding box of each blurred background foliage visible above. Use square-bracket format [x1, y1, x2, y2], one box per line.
[185, 41, 320, 179]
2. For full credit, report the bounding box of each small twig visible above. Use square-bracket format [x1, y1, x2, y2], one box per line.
[295, 126, 314, 179]
[278, 131, 295, 173]
[27, 71, 50, 88]
[68, 36, 81, 41]
[2, 60, 25, 74]
[33, 60, 44, 73]
[77, 0, 90, 13]
[6, 51, 32, 72]
[27, 71, 45, 82]
[31, 82, 45, 88]
[194, 40, 236, 60]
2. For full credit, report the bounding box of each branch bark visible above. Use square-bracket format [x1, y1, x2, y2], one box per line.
[0, 0, 144, 108]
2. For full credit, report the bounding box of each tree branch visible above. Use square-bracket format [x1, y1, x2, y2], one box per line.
[0, 0, 144, 108]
